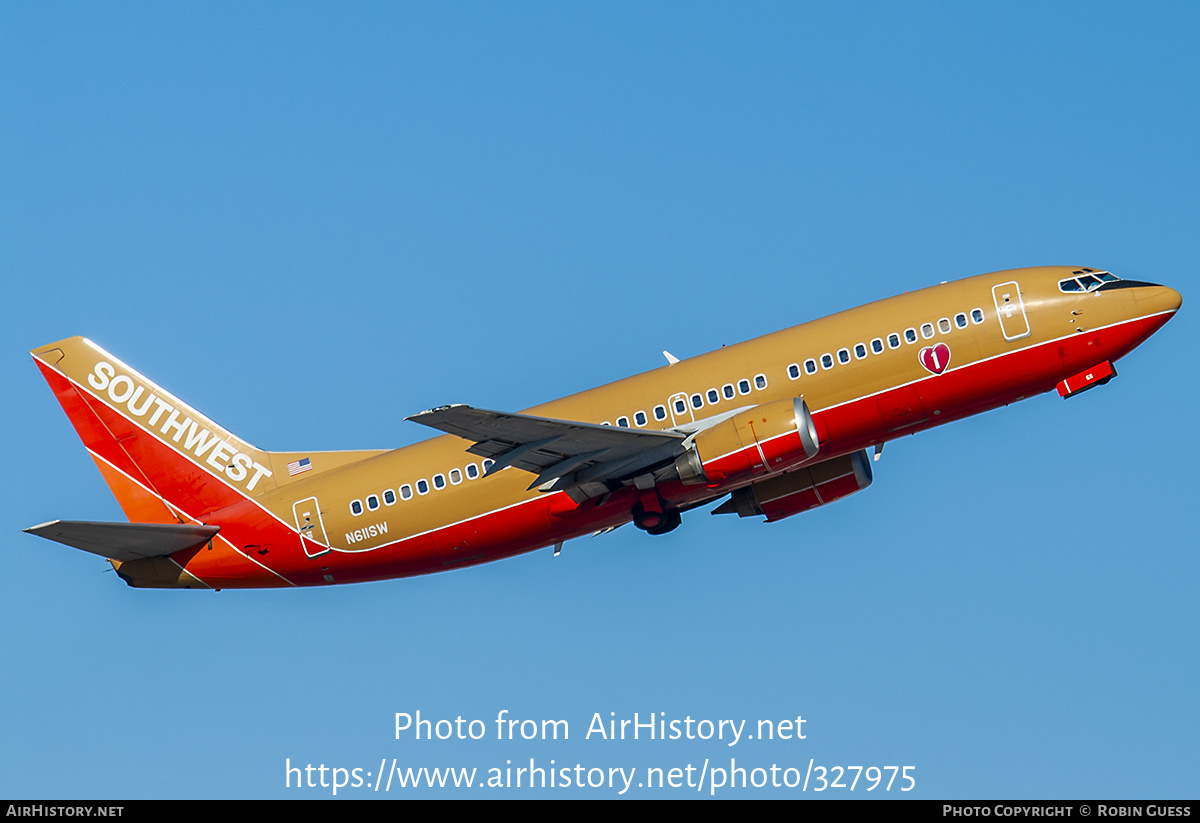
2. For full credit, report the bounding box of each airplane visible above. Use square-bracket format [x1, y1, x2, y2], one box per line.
[25, 265, 1181, 589]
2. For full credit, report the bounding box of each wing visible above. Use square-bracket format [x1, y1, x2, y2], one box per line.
[406, 405, 690, 500]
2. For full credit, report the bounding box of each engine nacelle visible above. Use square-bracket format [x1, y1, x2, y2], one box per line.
[713, 449, 873, 522]
[673, 397, 820, 486]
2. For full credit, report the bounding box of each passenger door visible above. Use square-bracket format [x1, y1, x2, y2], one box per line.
[293, 496, 331, 558]
[992, 281, 1031, 341]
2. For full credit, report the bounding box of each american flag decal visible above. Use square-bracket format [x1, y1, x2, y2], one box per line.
[287, 457, 312, 476]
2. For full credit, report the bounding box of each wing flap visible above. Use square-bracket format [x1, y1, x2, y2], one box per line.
[24, 520, 220, 562]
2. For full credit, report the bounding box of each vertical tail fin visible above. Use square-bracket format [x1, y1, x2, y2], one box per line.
[32, 337, 278, 524]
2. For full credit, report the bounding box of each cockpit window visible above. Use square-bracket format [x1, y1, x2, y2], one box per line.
[1059, 271, 1119, 293]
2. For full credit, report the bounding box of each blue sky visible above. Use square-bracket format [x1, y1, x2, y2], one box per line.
[3, 2, 1197, 798]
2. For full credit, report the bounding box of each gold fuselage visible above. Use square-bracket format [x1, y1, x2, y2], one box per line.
[31, 266, 1181, 588]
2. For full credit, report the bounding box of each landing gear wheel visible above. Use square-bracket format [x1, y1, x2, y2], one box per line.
[633, 503, 680, 535]
[645, 509, 681, 535]
[632, 501, 664, 531]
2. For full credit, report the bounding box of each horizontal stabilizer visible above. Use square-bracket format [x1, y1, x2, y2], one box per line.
[23, 520, 220, 562]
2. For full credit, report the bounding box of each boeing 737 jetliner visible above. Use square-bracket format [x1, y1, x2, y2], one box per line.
[26, 266, 1180, 589]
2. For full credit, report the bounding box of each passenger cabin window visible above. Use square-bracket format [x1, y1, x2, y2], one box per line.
[905, 328, 918, 343]
[871, 338, 884, 354]
[482, 459, 495, 472]
[350, 499, 363, 516]
[654, 405, 667, 421]
[400, 484, 413, 500]
[837, 348, 851, 364]
[754, 374, 767, 390]
[921, 323, 935, 339]
[691, 394, 703, 409]
[971, 309, 984, 324]
[707, 389, 720, 404]
[433, 474, 446, 490]
[674, 398, 687, 414]
[417, 479, 430, 495]
[788, 363, 801, 380]
[821, 353, 834, 369]
[854, 343, 867, 360]
[955, 313, 968, 328]
[617, 416, 630, 428]
[635, 410, 648, 426]
[367, 494, 380, 511]
[384, 489, 396, 505]
[804, 359, 818, 375]
[466, 464, 479, 480]
[722, 384, 735, 399]
[738, 379, 751, 395]
[888, 333, 901, 349]
[938, 318, 951, 334]
[450, 468, 462, 485]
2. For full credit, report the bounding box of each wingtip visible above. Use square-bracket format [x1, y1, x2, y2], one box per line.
[405, 403, 467, 422]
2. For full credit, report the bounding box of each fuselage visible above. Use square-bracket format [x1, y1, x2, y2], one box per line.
[32, 266, 1181, 588]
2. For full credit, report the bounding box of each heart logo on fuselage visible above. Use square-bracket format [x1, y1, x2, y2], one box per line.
[919, 343, 951, 375]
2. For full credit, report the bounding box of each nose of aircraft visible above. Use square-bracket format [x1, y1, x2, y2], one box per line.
[1165, 285, 1182, 311]
[1136, 283, 1183, 316]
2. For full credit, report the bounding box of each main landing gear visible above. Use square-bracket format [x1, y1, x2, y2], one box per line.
[632, 497, 682, 536]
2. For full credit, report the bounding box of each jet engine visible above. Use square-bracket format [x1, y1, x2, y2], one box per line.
[712, 449, 873, 521]
[672, 397, 820, 486]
